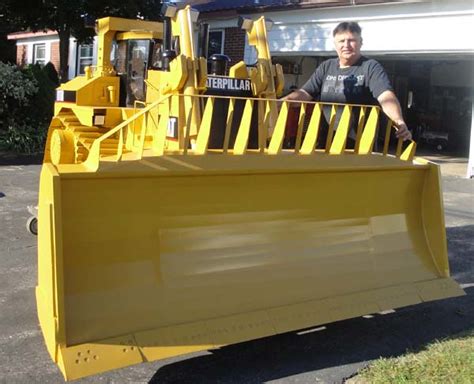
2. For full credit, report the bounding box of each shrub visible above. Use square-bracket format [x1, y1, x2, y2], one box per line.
[43, 62, 60, 86]
[0, 119, 47, 154]
[23, 63, 56, 123]
[0, 62, 56, 154]
[0, 62, 38, 118]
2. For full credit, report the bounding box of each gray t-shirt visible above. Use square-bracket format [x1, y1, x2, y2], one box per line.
[302, 56, 393, 104]
[301, 56, 393, 141]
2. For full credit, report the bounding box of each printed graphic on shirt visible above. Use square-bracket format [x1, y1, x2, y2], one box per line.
[322, 74, 365, 96]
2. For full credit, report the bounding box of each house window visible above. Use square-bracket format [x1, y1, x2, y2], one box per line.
[208, 30, 224, 56]
[33, 44, 46, 66]
[77, 44, 94, 75]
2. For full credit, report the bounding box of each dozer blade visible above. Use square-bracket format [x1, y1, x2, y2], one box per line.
[36, 154, 464, 380]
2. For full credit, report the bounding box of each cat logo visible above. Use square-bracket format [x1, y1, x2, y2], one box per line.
[206, 76, 251, 92]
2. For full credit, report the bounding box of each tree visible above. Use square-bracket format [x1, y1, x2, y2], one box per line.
[0, 0, 162, 82]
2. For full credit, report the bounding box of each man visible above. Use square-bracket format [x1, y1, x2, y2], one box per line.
[283, 21, 412, 142]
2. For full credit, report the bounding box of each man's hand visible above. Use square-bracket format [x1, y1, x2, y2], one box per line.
[395, 121, 412, 141]
[281, 89, 313, 107]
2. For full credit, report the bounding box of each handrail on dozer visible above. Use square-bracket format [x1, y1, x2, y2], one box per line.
[36, 94, 464, 381]
[74, 93, 418, 173]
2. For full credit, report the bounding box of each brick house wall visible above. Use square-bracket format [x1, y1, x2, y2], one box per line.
[223, 27, 246, 66]
[50, 42, 60, 71]
[16, 44, 28, 66]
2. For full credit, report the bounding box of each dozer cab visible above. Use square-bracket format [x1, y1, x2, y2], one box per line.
[36, 5, 464, 380]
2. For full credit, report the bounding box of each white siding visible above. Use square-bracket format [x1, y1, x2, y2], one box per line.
[68, 38, 77, 80]
[236, 0, 474, 60]
[69, 37, 99, 79]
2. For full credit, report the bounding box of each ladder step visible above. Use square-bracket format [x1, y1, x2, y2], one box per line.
[80, 139, 119, 147]
[82, 137, 119, 143]
[58, 113, 75, 119]
[71, 126, 108, 133]
[100, 143, 120, 149]
[75, 132, 102, 139]
[62, 117, 79, 123]
[100, 148, 119, 154]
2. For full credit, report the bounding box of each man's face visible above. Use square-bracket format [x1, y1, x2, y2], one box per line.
[334, 31, 362, 64]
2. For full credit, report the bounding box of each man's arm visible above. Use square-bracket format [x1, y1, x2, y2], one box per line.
[280, 88, 313, 108]
[377, 90, 412, 141]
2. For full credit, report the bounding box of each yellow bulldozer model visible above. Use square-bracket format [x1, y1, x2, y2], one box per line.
[36, 4, 464, 381]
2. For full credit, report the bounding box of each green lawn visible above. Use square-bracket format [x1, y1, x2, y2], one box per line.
[352, 329, 474, 384]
